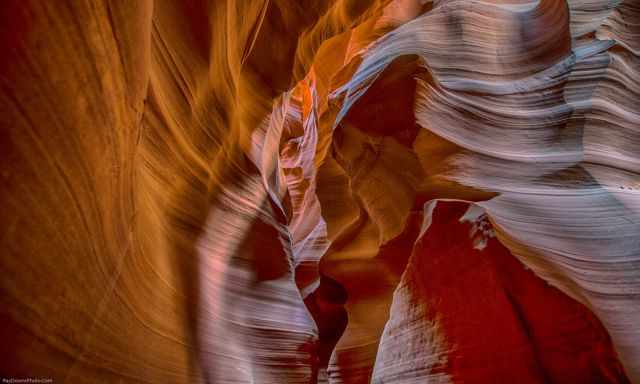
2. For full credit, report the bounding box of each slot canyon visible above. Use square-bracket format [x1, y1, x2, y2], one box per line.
[1, 0, 639, 383]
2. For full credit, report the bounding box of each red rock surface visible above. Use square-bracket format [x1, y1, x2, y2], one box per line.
[395, 201, 628, 383]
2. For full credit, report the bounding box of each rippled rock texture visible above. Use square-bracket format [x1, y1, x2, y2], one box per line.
[1, 0, 639, 383]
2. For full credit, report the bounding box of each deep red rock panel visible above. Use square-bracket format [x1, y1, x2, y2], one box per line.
[399, 201, 629, 383]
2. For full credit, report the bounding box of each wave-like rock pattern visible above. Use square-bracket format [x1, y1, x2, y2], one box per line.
[1, 0, 638, 383]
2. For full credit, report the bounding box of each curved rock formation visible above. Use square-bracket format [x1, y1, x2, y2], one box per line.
[1, 0, 638, 383]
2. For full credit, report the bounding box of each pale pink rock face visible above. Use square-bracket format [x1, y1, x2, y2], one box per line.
[0, 1, 638, 383]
